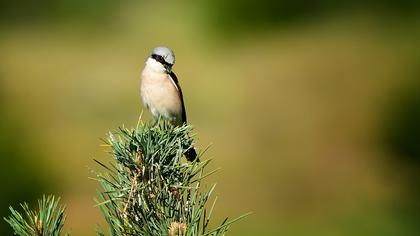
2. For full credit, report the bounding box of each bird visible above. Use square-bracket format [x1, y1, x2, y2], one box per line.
[140, 46, 198, 161]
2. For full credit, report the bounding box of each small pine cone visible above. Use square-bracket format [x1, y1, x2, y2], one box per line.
[135, 151, 143, 166]
[37, 220, 43, 235]
[169, 187, 180, 199]
[169, 222, 187, 236]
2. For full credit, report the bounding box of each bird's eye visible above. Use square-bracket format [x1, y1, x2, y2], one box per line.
[158, 56, 164, 63]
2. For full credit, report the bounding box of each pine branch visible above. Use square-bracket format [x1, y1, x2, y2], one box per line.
[4, 120, 247, 235]
[94, 121, 244, 235]
[4, 195, 69, 236]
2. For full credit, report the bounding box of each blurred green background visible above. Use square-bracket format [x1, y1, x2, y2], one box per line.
[1, 0, 420, 235]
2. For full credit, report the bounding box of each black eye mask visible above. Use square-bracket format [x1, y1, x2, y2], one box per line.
[151, 54, 173, 69]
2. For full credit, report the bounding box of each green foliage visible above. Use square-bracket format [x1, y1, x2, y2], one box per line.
[4, 195, 68, 236]
[95, 121, 247, 236]
[204, 0, 420, 35]
[4, 120, 247, 235]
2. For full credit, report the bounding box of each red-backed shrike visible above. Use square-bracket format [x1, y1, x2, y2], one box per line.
[140, 47, 197, 161]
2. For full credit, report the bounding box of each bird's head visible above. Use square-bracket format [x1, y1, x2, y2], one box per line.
[147, 46, 175, 73]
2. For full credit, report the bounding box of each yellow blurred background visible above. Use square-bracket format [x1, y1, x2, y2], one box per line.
[1, 1, 420, 235]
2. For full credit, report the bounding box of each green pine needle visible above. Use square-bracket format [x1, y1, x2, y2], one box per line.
[4, 120, 247, 236]
[95, 121, 245, 235]
[4, 195, 69, 236]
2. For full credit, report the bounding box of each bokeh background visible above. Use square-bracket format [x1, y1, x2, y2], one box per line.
[1, 1, 420, 235]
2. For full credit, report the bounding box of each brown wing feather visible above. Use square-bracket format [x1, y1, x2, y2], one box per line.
[168, 71, 187, 123]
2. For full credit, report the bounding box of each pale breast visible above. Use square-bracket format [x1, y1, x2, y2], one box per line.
[141, 69, 183, 122]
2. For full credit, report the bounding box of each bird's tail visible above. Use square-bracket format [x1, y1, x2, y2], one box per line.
[185, 147, 199, 162]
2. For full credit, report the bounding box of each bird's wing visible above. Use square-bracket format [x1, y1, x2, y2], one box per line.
[168, 71, 187, 123]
